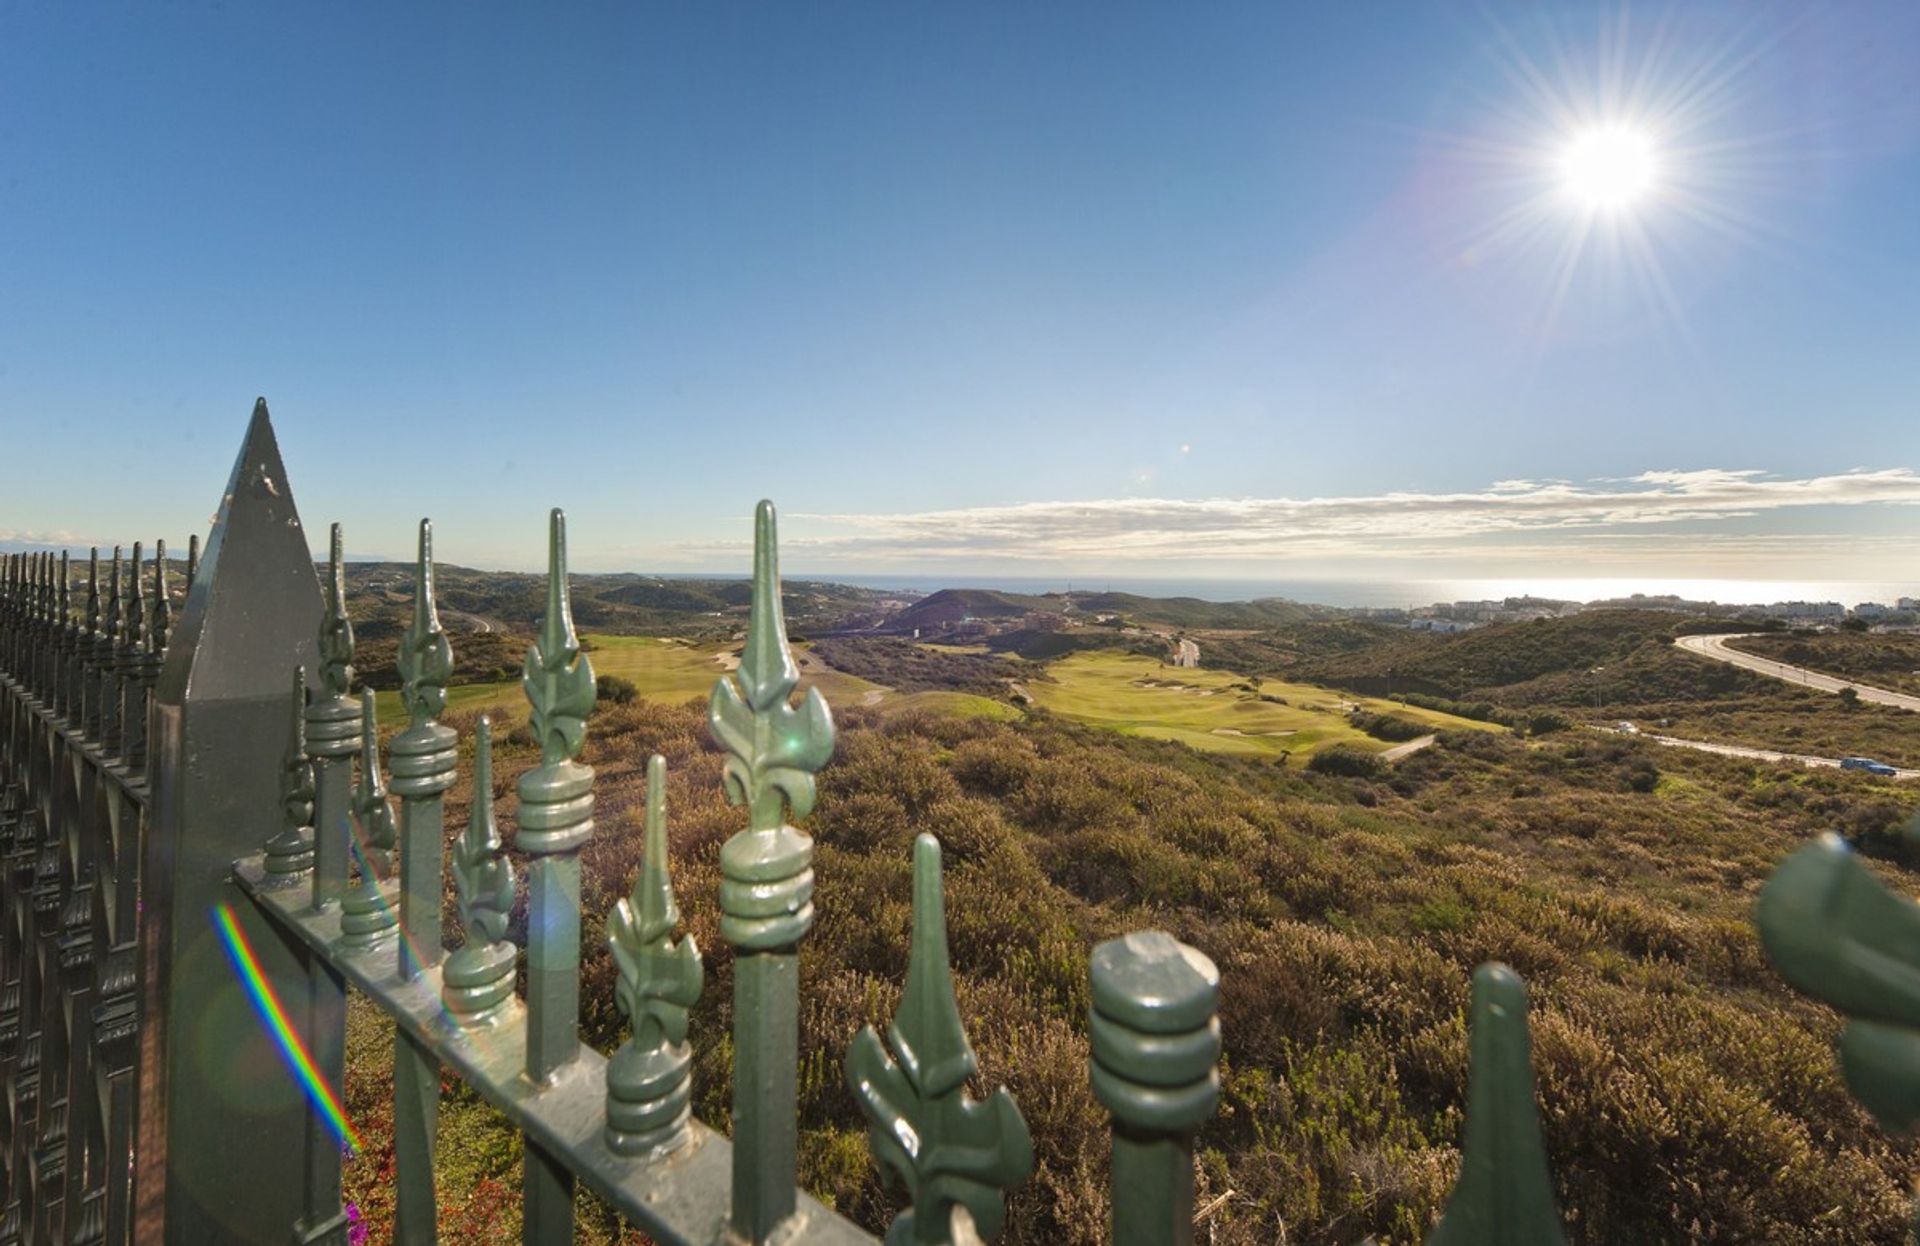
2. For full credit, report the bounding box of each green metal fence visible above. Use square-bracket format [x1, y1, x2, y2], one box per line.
[1, 403, 1898, 1244]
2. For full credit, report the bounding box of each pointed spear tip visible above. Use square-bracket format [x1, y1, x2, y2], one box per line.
[252, 396, 271, 418]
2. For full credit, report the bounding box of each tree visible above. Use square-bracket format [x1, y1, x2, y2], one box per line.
[1838, 686, 1861, 709]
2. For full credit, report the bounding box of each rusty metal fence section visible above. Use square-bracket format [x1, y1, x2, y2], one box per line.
[0, 403, 1606, 1246]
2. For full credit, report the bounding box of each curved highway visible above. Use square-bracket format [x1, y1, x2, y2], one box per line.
[1639, 730, 1918, 780]
[1673, 633, 1920, 713]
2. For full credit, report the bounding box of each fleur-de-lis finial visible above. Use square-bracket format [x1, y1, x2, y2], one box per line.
[339, 689, 399, 948]
[709, 501, 836, 836]
[266, 666, 317, 879]
[150, 540, 170, 654]
[105, 546, 123, 649]
[444, 717, 518, 1022]
[85, 548, 100, 637]
[399, 519, 453, 729]
[352, 690, 397, 864]
[319, 523, 354, 699]
[1757, 832, 1920, 1137]
[847, 834, 1032, 1243]
[605, 753, 703, 1155]
[282, 667, 315, 830]
[126, 540, 146, 655]
[57, 551, 70, 629]
[186, 532, 199, 591]
[522, 509, 595, 766]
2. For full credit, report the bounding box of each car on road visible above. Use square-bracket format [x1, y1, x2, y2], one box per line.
[1615, 721, 1639, 734]
[1840, 757, 1899, 776]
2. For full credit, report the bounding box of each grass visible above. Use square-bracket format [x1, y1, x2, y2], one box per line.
[1021, 651, 1499, 763]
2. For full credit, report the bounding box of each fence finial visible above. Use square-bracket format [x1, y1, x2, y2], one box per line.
[521, 508, 595, 774]
[606, 753, 703, 1157]
[1757, 833, 1920, 1134]
[105, 545, 123, 651]
[266, 666, 316, 878]
[340, 690, 398, 949]
[150, 539, 170, 654]
[850, 833, 1032, 1244]
[399, 518, 452, 728]
[85, 547, 100, 637]
[446, 716, 517, 1024]
[320, 523, 354, 699]
[1426, 964, 1567, 1246]
[186, 530, 199, 590]
[128, 538, 146, 656]
[1089, 930, 1221, 1246]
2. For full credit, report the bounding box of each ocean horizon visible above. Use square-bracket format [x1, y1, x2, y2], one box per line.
[795, 574, 1920, 611]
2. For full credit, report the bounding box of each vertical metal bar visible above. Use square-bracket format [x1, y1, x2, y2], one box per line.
[298, 524, 358, 1246]
[443, 718, 515, 1025]
[515, 509, 596, 1244]
[709, 501, 835, 1244]
[97, 550, 121, 760]
[388, 518, 455, 1245]
[121, 541, 147, 772]
[1088, 932, 1222, 1246]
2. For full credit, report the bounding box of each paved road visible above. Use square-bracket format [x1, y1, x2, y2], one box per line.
[1673, 633, 1920, 712]
[1599, 726, 1918, 780]
[1174, 637, 1200, 668]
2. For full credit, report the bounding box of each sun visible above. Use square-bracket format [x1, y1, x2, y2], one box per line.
[1558, 126, 1658, 210]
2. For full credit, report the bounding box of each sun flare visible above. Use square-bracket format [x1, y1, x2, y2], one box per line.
[1559, 126, 1657, 210]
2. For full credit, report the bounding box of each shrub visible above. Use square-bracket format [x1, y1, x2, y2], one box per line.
[596, 674, 639, 705]
[1308, 745, 1386, 778]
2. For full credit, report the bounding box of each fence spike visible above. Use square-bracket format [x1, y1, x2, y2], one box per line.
[1089, 931, 1221, 1246]
[100, 546, 124, 752]
[516, 507, 597, 1241]
[339, 690, 398, 949]
[185, 530, 199, 591]
[306, 523, 360, 913]
[150, 539, 170, 655]
[605, 753, 703, 1157]
[319, 523, 354, 699]
[1426, 964, 1566, 1246]
[127, 538, 146, 658]
[445, 716, 517, 1024]
[849, 834, 1032, 1245]
[397, 518, 453, 728]
[85, 547, 100, 637]
[712, 499, 835, 1243]
[391, 516, 457, 981]
[266, 666, 316, 878]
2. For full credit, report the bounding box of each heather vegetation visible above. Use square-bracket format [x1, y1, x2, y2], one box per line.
[1729, 630, 1920, 697]
[809, 636, 1032, 697]
[340, 687, 1920, 1244]
[1209, 610, 1920, 768]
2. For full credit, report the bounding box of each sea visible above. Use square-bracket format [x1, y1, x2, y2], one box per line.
[802, 574, 1920, 611]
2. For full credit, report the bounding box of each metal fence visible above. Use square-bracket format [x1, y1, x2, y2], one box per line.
[0, 404, 1901, 1245]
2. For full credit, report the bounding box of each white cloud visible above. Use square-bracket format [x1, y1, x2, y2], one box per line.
[753, 467, 1920, 565]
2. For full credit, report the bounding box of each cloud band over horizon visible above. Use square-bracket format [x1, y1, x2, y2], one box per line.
[734, 467, 1920, 570]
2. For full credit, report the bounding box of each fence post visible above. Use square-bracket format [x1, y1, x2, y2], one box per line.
[138, 400, 329, 1243]
[1088, 931, 1221, 1246]
[710, 500, 835, 1244]
[516, 508, 598, 1243]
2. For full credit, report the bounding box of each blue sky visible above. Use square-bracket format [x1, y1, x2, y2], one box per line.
[2, 2, 1916, 585]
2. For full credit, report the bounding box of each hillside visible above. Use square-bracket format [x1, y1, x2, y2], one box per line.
[340, 696, 1920, 1245]
[1205, 610, 1920, 768]
[1730, 631, 1920, 697]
